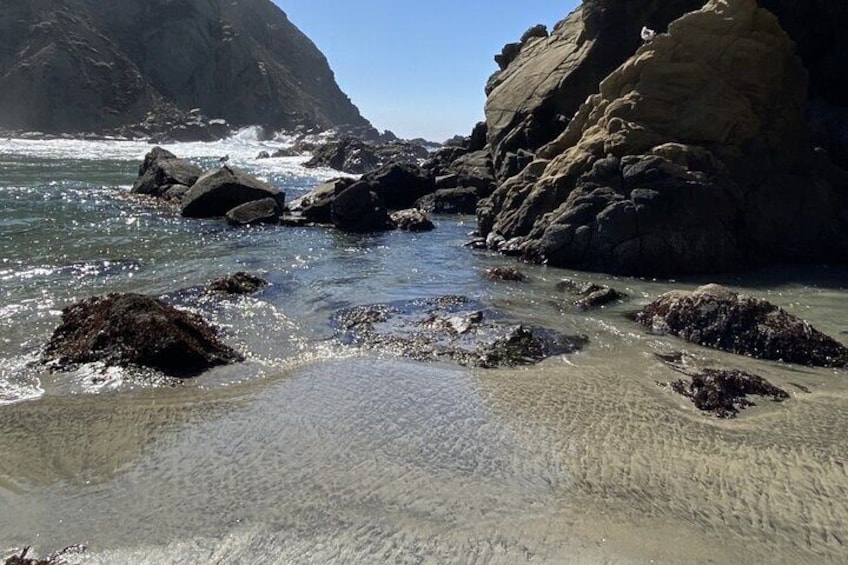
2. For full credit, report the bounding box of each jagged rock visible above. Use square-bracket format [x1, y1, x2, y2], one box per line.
[181, 166, 284, 218]
[669, 369, 789, 418]
[556, 278, 625, 309]
[208, 272, 268, 294]
[131, 147, 202, 197]
[637, 284, 848, 367]
[225, 197, 281, 226]
[42, 293, 242, 377]
[304, 136, 380, 174]
[390, 209, 435, 232]
[333, 296, 586, 368]
[304, 136, 430, 174]
[484, 266, 526, 282]
[0, 0, 370, 134]
[479, 0, 848, 275]
[330, 181, 392, 233]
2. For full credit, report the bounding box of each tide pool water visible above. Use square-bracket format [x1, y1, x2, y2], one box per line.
[1, 133, 847, 564]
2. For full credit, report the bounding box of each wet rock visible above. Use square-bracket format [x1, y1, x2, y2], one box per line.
[289, 177, 356, 224]
[304, 136, 430, 174]
[671, 369, 789, 418]
[416, 187, 480, 214]
[208, 272, 268, 295]
[556, 278, 625, 310]
[637, 284, 848, 367]
[132, 147, 202, 197]
[365, 162, 435, 210]
[330, 181, 392, 233]
[42, 293, 243, 377]
[225, 197, 280, 226]
[390, 209, 435, 232]
[333, 295, 586, 368]
[181, 165, 284, 218]
[484, 266, 526, 282]
[256, 151, 270, 159]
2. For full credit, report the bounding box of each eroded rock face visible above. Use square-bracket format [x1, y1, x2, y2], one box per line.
[479, 0, 848, 275]
[333, 296, 586, 368]
[637, 284, 848, 367]
[42, 293, 242, 377]
[132, 147, 202, 197]
[484, 0, 705, 179]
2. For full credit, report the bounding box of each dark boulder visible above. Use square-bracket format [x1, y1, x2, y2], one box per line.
[132, 147, 202, 197]
[42, 293, 242, 377]
[225, 197, 281, 226]
[363, 162, 436, 210]
[416, 187, 480, 214]
[556, 278, 625, 310]
[290, 177, 356, 224]
[333, 295, 586, 368]
[208, 272, 268, 294]
[181, 166, 284, 218]
[330, 181, 392, 233]
[390, 209, 435, 232]
[637, 284, 848, 367]
[304, 136, 380, 174]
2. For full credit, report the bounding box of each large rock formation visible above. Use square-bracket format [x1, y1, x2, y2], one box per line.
[484, 0, 706, 179]
[477, 0, 848, 275]
[0, 0, 370, 135]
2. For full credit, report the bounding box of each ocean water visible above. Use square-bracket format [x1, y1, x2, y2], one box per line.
[1, 131, 847, 564]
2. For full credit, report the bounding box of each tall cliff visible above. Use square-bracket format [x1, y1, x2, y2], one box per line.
[0, 0, 370, 134]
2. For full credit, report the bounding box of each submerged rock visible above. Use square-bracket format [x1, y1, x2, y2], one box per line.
[556, 278, 625, 310]
[42, 293, 243, 377]
[208, 272, 268, 295]
[333, 295, 586, 368]
[669, 368, 789, 418]
[484, 266, 526, 282]
[637, 284, 848, 367]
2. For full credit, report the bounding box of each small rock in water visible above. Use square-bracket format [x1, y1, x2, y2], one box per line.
[556, 278, 625, 309]
[208, 272, 268, 295]
[390, 208, 435, 232]
[484, 266, 526, 282]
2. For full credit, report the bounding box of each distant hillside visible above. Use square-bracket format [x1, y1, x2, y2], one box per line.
[0, 0, 370, 134]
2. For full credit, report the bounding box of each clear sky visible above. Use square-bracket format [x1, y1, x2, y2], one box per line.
[275, 1, 581, 141]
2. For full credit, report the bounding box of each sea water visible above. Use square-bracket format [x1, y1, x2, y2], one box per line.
[1, 131, 847, 564]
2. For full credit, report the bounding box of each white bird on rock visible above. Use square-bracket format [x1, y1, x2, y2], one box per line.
[641, 26, 657, 42]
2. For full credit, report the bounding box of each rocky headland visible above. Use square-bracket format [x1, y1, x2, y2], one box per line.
[0, 0, 370, 139]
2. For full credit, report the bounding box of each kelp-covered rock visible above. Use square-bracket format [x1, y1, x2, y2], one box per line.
[333, 295, 586, 368]
[42, 293, 243, 377]
[655, 352, 789, 418]
[479, 0, 848, 275]
[637, 284, 848, 367]
[132, 147, 202, 197]
[208, 272, 268, 295]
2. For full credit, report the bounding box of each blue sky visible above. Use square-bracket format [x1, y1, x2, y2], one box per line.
[276, 1, 581, 141]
